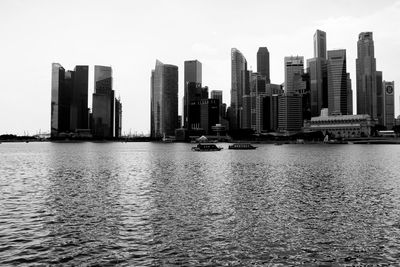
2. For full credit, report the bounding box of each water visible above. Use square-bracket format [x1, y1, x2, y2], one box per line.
[1, 142, 400, 265]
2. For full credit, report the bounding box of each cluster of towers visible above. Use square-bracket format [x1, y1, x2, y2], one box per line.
[51, 64, 122, 139]
[150, 29, 395, 139]
[231, 30, 395, 133]
[151, 60, 226, 139]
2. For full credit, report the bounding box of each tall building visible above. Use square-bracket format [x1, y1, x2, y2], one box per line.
[382, 81, 395, 129]
[231, 48, 247, 129]
[92, 65, 114, 138]
[184, 60, 202, 128]
[376, 71, 384, 124]
[284, 56, 304, 95]
[356, 32, 377, 118]
[308, 29, 328, 117]
[314, 29, 327, 59]
[347, 73, 353, 115]
[150, 60, 178, 138]
[211, 90, 224, 122]
[115, 97, 122, 138]
[186, 82, 208, 130]
[71, 66, 89, 130]
[327, 49, 348, 116]
[257, 47, 270, 83]
[278, 95, 303, 132]
[50, 63, 89, 138]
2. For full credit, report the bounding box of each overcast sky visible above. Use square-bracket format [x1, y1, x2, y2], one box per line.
[1, 0, 400, 135]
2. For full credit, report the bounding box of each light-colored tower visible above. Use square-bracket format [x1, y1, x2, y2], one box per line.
[383, 81, 395, 129]
[327, 49, 348, 115]
[150, 60, 178, 138]
[284, 56, 304, 95]
[356, 32, 377, 118]
[314, 29, 327, 59]
[231, 48, 247, 129]
[308, 29, 328, 117]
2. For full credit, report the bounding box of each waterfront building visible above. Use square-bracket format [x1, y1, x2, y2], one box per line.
[278, 95, 302, 132]
[376, 71, 384, 125]
[382, 81, 395, 129]
[188, 99, 220, 135]
[284, 56, 304, 95]
[50, 63, 89, 138]
[150, 60, 178, 138]
[307, 58, 327, 117]
[92, 65, 114, 138]
[231, 48, 247, 129]
[71, 65, 89, 131]
[211, 90, 224, 122]
[255, 94, 270, 133]
[115, 97, 122, 138]
[184, 60, 202, 128]
[186, 82, 208, 130]
[308, 30, 328, 117]
[309, 113, 374, 138]
[257, 47, 270, 83]
[356, 32, 377, 118]
[347, 73, 353, 115]
[327, 49, 348, 116]
[242, 95, 252, 129]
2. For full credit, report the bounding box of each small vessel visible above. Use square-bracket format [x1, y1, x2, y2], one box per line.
[228, 143, 256, 150]
[192, 143, 223, 151]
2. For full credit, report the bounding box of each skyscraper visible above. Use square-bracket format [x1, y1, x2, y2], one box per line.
[257, 47, 270, 83]
[347, 73, 353, 115]
[211, 90, 224, 122]
[71, 65, 89, 130]
[184, 60, 202, 128]
[376, 71, 384, 124]
[284, 56, 304, 95]
[314, 30, 327, 59]
[356, 32, 377, 118]
[382, 81, 395, 129]
[327, 49, 348, 115]
[186, 82, 208, 130]
[308, 29, 327, 117]
[50, 63, 89, 138]
[92, 65, 114, 138]
[231, 48, 247, 129]
[150, 60, 178, 138]
[115, 97, 122, 138]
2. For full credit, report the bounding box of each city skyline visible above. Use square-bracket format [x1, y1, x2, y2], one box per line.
[1, 0, 400, 135]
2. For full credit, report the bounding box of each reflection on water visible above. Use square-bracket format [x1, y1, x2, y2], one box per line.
[1, 142, 400, 265]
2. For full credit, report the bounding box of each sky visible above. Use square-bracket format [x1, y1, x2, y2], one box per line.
[1, 0, 400, 136]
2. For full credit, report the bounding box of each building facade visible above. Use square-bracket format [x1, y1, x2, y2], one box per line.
[327, 49, 348, 116]
[184, 60, 202, 128]
[284, 56, 304, 95]
[314, 29, 327, 59]
[257, 47, 270, 83]
[50, 63, 89, 138]
[356, 32, 377, 118]
[150, 60, 178, 138]
[231, 48, 247, 129]
[92, 65, 114, 138]
[382, 81, 395, 129]
[278, 95, 302, 132]
[310, 114, 374, 138]
[115, 97, 122, 138]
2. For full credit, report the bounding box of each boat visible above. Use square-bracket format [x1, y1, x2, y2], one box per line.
[191, 143, 223, 151]
[228, 143, 257, 150]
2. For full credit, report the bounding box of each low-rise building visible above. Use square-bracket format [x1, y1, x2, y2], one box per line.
[308, 112, 374, 138]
